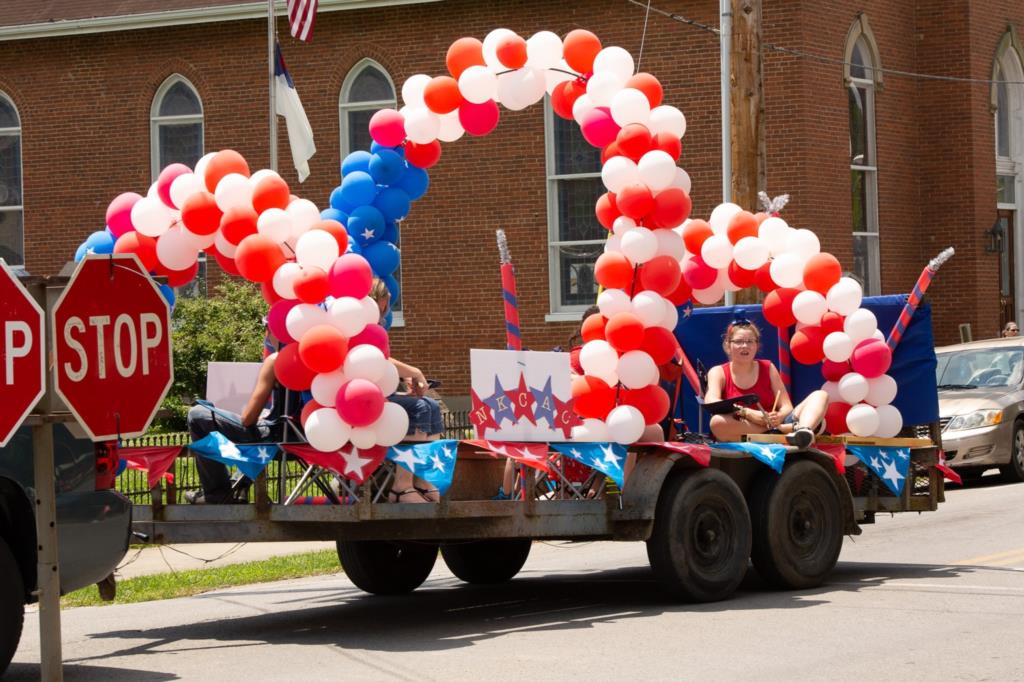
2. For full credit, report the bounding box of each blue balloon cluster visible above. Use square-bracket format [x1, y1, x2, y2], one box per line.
[322, 142, 430, 314]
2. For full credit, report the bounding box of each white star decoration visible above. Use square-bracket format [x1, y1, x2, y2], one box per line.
[599, 444, 622, 469]
[881, 458, 905, 488]
[870, 456, 881, 470]
[256, 447, 272, 463]
[341, 447, 372, 476]
[755, 444, 777, 462]
[896, 448, 910, 460]
[217, 437, 242, 460]
[431, 454, 446, 472]
[361, 228, 376, 241]
[391, 446, 423, 470]
[569, 448, 582, 458]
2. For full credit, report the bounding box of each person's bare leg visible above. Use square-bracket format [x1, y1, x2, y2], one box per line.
[710, 414, 767, 441]
[500, 459, 515, 498]
[391, 466, 426, 503]
[796, 390, 829, 429]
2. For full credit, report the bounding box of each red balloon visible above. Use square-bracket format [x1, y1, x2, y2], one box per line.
[850, 339, 892, 378]
[683, 255, 717, 290]
[571, 375, 616, 420]
[261, 280, 282, 306]
[727, 260, 757, 289]
[595, 252, 635, 290]
[299, 324, 349, 374]
[624, 72, 664, 107]
[274, 343, 316, 391]
[458, 99, 500, 136]
[804, 252, 843, 295]
[763, 287, 800, 327]
[446, 37, 485, 79]
[180, 191, 223, 236]
[235, 234, 286, 283]
[822, 359, 850, 382]
[312, 219, 349, 253]
[350, 324, 390, 358]
[113, 232, 158, 272]
[212, 249, 241, 277]
[405, 140, 442, 168]
[205, 149, 250, 192]
[581, 313, 607, 342]
[495, 34, 528, 69]
[300, 400, 324, 429]
[682, 219, 713, 255]
[329, 253, 373, 299]
[293, 266, 330, 304]
[639, 255, 682, 296]
[616, 184, 655, 220]
[641, 326, 677, 365]
[791, 325, 826, 364]
[616, 123, 653, 161]
[648, 187, 691, 228]
[161, 260, 199, 287]
[595, 192, 620, 230]
[665, 276, 692, 306]
[252, 175, 290, 214]
[551, 79, 586, 120]
[820, 311, 845, 335]
[220, 205, 258, 245]
[726, 211, 759, 244]
[563, 29, 602, 73]
[601, 141, 623, 165]
[754, 261, 778, 293]
[653, 131, 681, 160]
[423, 76, 463, 115]
[825, 401, 852, 435]
[605, 312, 645, 352]
[621, 385, 670, 425]
[336, 378, 385, 427]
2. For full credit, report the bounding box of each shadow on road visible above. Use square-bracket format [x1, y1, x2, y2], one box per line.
[66, 558, 993, 664]
[4, 662, 177, 681]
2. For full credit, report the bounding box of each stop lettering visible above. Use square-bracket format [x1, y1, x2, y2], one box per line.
[0, 260, 45, 446]
[52, 254, 173, 441]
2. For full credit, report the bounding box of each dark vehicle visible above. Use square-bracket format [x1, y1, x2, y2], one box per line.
[0, 423, 131, 674]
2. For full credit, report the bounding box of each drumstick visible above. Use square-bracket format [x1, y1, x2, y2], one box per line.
[771, 390, 781, 414]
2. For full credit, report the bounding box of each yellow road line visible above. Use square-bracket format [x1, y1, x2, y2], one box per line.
[956, 547, 1024, 566]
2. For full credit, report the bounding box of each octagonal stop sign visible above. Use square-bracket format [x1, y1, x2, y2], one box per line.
[52, 254, 173, 441]
[0, 259, 45, 447]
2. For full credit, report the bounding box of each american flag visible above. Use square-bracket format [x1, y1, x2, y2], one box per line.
[286, 0, 318, 42]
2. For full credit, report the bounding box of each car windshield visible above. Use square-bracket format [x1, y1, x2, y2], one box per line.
[935, 347, 1024, 389]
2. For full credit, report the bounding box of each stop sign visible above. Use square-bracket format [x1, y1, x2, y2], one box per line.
[52, 254, 173, 441]
[0, 259, 45, 446]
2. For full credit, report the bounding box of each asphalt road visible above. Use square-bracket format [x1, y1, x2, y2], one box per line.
[9, 474, 1024, 681]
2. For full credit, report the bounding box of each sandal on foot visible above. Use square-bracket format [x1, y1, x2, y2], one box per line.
[389, 488, 428, 503]
[415, 485, 441, 502]
[785, 427, 815, 450]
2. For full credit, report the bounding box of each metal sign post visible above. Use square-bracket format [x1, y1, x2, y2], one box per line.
[31, 419, 62, 681]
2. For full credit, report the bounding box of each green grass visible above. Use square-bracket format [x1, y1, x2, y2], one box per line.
[61, 549, 341, 608]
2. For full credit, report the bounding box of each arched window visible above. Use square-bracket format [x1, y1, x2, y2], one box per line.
[0, 92, 23, 266]
[150, 75, 204, 181]
[845, 17, 882, 295]
[992, 36, 1024, 328]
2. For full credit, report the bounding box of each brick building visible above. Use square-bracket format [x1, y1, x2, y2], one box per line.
[1, 0, 1022, 401]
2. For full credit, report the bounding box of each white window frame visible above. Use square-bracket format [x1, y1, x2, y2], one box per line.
[992, 32, 1024, 324]
[845, 20, 882, 296]
[543, 98, 604, 321]
[0, 90, 23, 267]
[338, 59, 404, 326]
[149, 75, 204, 181]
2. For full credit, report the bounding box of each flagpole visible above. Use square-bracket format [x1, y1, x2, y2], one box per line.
[268, 0, 278, 172]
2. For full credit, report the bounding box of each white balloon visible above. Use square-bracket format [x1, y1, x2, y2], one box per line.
[822, 331, 855, 363]
[580, 340, 619, 385]
[617, 350, 658, 389]
[403, 106, 440, 144]
[544, 59, 576, 93]
[482, 28, 517, 71]
[692, 284, 725, 305]
[286, 303, 328, 341]
[328, 296, 368, 337]
[286, 198, 321, 238]
[192, 152, 216, 187]
[496, 67, 546, 111]
[874, 404, 903, 438]
[846, 403, 880, 437]
[350, 426, 377, 450]
[637, 150, 677, 191]
[343, 344, 390, 384]
[821, 380, 842, 403]
[601, 156, 640, 193]
[376, 361, 400, 396]
[359, 296, 380, 326]
[606, 404, 645, 445]
[598, 288, 632, 318]
[401, 73, 432, 107]
[373, 402, 410, 447]
[572, 418, 609, 443]
[631, 290, 667, 327]
[214, 173, 253, 212]
[155, 226, 199, 271]
[272, 262, 301, 299]
[257, 207, 292, 244]
[295, 230, 340, 273]
[838, 372, 870, 404]
[593, 46, 635, 82]
[458, 65, 498, 104]
[770, 252, 806, 289]
[827, 277, 864, 316]
[612, 216, 637, 236]
[131, 197, 175, 237]
[865, 374, 898, 406]
[708, 202, 743, 234]
[180, 226, 216, 250]
[872, 329, 886, 342]
[792, 290, 828, 326]
[670, 167, 692, 194]
[786, 228, 821, 259]
[610, 88, 651, 127]
[758, 217, 793, 257]
[654, 228, 686, 260]
[215, 230, 237, 258]
[716, 265, 740, 292]
[844, 308, 878, 343]
[648, 105, 686, 138]
[585, 71, 623, 106]
[311, 370, 347, 407]
[733, 236, 769, 270]
[604, 235, 622, 253]
[621, 226, 658, 265]
[658, 299, 679, 331]
[526, 30, 563, 69]
[168, 172, 205, 211]
[572, 93, 595, 124]
[700, 235, 733, 269]
[249, 169, 282, 186]
[305, 408, 351, 451]
[437, 110, 465, 142]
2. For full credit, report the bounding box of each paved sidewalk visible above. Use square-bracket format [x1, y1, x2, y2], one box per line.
[113, 541, 337, 580]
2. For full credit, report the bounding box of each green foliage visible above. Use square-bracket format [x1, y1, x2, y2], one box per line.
[158, 279, 267, 430]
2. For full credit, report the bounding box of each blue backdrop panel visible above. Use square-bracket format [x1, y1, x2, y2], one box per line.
[673, 296, 938, 432]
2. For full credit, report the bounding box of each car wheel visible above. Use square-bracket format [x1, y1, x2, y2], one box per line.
[336, 540, 438, 595]
[0, 537, 25, 675]
[999, 422, 1024, 483]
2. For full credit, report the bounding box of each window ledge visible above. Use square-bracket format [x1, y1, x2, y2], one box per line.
[545, 312, 584, 324]
[390, 312, 405, 328]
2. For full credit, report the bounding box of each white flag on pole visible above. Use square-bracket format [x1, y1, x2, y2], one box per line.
[274, 43, 315, 182]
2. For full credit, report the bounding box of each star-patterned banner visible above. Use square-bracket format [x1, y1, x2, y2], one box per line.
[637, 441, 712, 467]
[119, 446, 181, 490]
[813, 443, 846, 475]
[190, 432, 278, 481]
[463, 440, 552, 474]
[713, 441, 787, 473]
[387, 439, 459, 494]
[283, 443, 387, 484]
[846, 445, 911, 496]
[550, 442, 627, 489]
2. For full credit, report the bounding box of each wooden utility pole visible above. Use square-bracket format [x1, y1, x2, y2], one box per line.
[730, 0, 766, 304]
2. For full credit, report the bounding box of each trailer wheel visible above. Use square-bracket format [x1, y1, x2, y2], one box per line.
[749, 460, 843, 590]
[0, 537, 24, 676]
[440, 538, 532, 585]
[336, 540, 438, 595]
[646, 468, 751, 602]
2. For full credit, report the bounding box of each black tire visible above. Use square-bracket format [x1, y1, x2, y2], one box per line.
[0, 537, 25, 676]
[441, 538, 532, 584]
[336, 540, 438, 595]
[646, 468, 751, 602]
[999, 422, 1024, 483]
[749, 460, 844, 590]
[957, 468, 986, 484]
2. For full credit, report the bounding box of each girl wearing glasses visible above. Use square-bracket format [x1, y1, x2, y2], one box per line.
[704, 320, 828, 448]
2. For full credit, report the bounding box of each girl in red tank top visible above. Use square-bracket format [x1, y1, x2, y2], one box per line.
[722, 359, 777, 409]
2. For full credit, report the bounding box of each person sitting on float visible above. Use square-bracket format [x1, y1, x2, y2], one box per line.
[705, 319, 828, 448]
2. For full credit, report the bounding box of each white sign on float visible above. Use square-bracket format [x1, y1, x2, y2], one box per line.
[469, 349, 573, 442]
